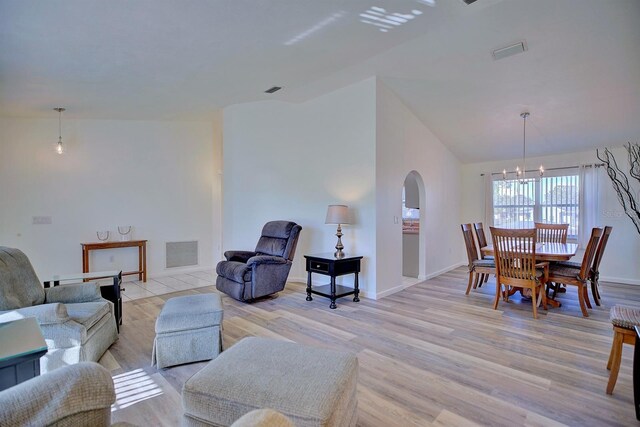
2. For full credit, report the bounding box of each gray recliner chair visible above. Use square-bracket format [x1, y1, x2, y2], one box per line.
[216, 221, 302, 302]
[0, 247, 118, 373]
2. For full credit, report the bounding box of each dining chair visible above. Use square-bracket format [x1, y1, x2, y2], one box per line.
[490, 227, 548, 319]
[548, 227, 602, 317]
[589, 225, 613, 306]
[461, 224, 495, 295]
[535, 222, 569, 244]
[473, 222, 492, 284]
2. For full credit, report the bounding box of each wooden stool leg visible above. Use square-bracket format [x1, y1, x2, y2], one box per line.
[607, 329, 624, 394]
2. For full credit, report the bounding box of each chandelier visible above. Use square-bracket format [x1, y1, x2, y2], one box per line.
[502, 112, 544, 183]
[54, 107, 66, 155]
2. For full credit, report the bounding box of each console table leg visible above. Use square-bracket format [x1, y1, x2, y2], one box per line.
[306, 271, 313, 301]
[330, 276, 337, 309]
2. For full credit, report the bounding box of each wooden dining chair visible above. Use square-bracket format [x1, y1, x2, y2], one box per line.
[473, 222, 492, 284]
[535, 222, 569, 244]
[548, 227, 602, 317]
[461, 224, 495, 295]
[589, 225, 613, 306]
[490, 227, 548, 319]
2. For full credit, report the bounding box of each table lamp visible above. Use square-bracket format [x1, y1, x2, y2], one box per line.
[325, 204, 350, 259]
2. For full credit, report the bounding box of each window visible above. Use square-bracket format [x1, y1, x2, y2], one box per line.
[492, 172, 580, 239]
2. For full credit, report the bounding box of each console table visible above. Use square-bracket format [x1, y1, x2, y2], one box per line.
[81, 240, 147, 282]
[0, 318, 47, 391]
[304, 253, 362, 309]
[44, 270, 123, 332]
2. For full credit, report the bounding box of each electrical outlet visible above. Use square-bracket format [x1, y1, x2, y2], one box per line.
[109, 255, 115, 263]
[32, 216, 52, 225]
[394, 216, 399, 224]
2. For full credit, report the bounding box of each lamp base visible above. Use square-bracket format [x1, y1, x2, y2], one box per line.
[334, 224, 345, 259]
[334, 249, 345, 259]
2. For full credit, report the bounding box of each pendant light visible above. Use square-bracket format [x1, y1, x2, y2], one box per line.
[502, 112, 544, 183]
[54, 107, 66, 154]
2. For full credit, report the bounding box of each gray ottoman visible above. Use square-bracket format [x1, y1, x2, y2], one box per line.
[182, 337, 358, 427]
[151, 293, 223, 369]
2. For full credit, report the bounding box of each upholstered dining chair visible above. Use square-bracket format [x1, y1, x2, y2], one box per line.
[461, 224, 495, 294]
[216, 221, 302, 302]
[547, 227, 602, 317]
[490, 227, 548, 319]
[535, 222, 569, 244]
[556, 226, 612, 306]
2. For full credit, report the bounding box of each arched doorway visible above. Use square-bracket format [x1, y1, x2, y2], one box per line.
[402, 171, 425, 281]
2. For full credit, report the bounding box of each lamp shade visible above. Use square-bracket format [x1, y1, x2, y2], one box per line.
[325, 205, 350, 225]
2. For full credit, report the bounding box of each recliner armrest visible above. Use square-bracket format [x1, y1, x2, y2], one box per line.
[45, 282, 103, 304]
[247, 255, 288, 267]
[0, 303, 69, 325]
[225, 250, 257, 263]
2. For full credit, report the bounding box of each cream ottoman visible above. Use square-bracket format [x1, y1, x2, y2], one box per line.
[151, 293, 223, 369]
[182, 337, 358, 427]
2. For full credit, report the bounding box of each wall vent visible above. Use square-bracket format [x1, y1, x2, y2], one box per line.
[264, 86, 282, 94]
[166, 241, 198, 268]
[461, 0, 479, 5]
[492, 41, 527, 61]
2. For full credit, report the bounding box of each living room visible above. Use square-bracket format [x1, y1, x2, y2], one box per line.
[1, 0, 640, 426]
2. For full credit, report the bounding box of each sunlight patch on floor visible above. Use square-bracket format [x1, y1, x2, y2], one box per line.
[111, 368, 163, 411]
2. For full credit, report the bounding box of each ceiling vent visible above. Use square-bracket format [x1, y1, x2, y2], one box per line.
[461, 0, 479, 5]
[492, 41, 527, 60]
[264, 86, 282, 94]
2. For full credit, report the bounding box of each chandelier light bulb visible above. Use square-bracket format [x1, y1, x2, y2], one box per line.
[53, 107, 66, 155]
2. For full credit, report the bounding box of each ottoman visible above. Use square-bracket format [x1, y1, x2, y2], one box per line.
[182, 337, 358, 427]
[151, 293, 223, 369]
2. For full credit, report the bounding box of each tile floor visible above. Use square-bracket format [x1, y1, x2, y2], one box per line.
[108, 269, 217, 301]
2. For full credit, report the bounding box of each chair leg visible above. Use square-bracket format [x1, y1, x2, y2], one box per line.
[591, 279, 601, 306]
[584, 285, 592, 309]
[607, 329, 624, 394]
[478, 273, 485, 288]
[540, 284, 548, 310]
[493, 282, 501, 310]
[472, 273, 480, 289]
[531, 286, 538, 319]
[484, 274, 489, 283]
[465, 271, 474, 295]
[577, 284, 589, 317]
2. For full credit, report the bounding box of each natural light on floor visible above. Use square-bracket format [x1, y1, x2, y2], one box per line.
[111, 369, 163, 412]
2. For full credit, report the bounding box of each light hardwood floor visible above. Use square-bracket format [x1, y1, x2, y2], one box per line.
[105, 268, 639, 426]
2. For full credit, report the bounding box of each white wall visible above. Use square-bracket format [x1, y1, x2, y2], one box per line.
[0, 117, 222, 281]
[223, 78, 378, 295]
[461, 147, 640, 284]
[376, 81, 464, 297]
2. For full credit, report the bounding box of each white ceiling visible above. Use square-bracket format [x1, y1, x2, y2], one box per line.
[1, 0, 639, 163]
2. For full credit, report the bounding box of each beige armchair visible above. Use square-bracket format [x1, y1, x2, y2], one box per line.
[0, 247, 118, 373]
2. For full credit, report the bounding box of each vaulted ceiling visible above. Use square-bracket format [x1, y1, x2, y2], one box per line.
[1, 0, 639, 162]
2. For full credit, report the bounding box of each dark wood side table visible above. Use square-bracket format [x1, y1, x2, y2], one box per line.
[81, 240, 147, 282]
[304, 253, 363, 309]
[44, 270, 123, 332]
[0, 318, 48, 391]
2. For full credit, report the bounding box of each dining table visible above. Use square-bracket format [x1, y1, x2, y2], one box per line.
[481, 242, 578, 307]
[481, 242, 578, 262]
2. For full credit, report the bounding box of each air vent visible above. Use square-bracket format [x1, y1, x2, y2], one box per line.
[166, 241, 198, 268]
[492, 41, 527, 60]
[461, 0, 479, 4]
[264, 86, 282, 94]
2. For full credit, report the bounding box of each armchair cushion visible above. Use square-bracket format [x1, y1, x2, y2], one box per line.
[0, 247, 45, 310]
[45, 282, 103, 304]
[0, 362, 115, 427]
[217, 261, 251, 283]
[224, 250, 256, 263]
[66, 302, 112, 331]
[0, 303, 69, 325]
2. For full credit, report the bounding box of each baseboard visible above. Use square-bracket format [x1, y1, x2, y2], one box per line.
[146, 265, 215, 280]
[600, 275, 640, 286]
[375, 261, 466, 299]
